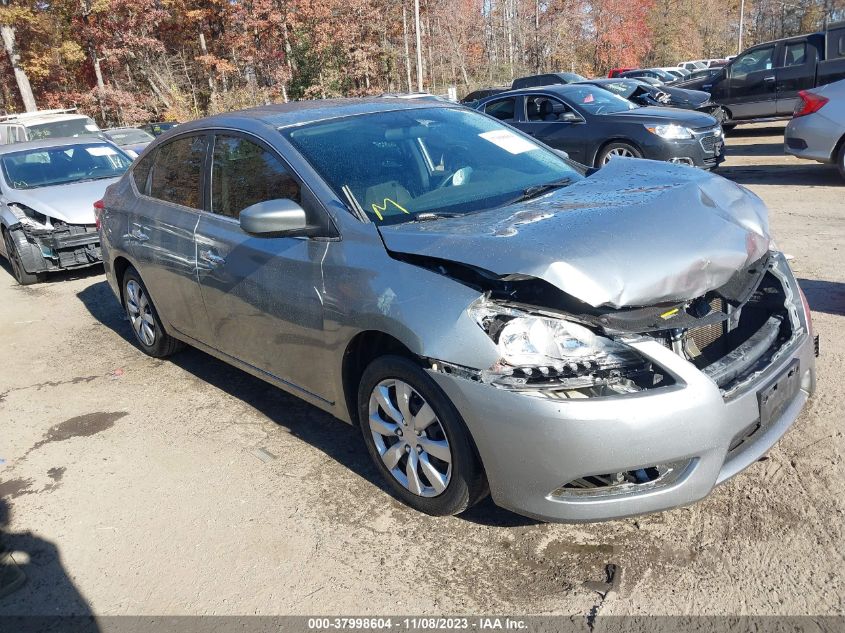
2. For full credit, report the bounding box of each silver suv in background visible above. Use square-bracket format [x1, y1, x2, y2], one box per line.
[99, 99, 816, 522]
[785, 78, 845, 179]
[0, 109, 103, 145]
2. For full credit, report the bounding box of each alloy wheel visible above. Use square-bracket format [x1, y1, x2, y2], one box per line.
[603, 147, 636, 163]
[125, 279, 156, 347]
[368, 378, 452, 497]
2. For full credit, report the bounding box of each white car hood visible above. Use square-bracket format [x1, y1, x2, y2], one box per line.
[8, 177, 120, 225]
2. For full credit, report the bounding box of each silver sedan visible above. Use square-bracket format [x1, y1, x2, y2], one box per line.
[785, 78, 845, 179]
[99, 99, 816, 522]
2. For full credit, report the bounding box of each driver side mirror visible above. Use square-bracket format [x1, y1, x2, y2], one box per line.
[239, 198, 315, 237]
[560, 112, 582, 123]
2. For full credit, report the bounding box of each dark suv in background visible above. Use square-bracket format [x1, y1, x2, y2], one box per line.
[677, 21, 845, 126]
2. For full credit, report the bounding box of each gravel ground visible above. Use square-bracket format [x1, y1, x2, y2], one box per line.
[0, 122, 842, 617]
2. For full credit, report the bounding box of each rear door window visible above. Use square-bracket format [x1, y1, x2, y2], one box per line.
[132, 150, 155, 194]
[784, 42, 808, 66]
[149, 135, 206, 209]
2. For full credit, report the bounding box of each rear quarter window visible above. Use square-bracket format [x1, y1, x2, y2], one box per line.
[132, 149, 155, 194]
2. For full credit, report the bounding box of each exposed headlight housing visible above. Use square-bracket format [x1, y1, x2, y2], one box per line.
[11, 203, 50, 227]
[646, 123, 694, 140]
[468, 298, 669, 395]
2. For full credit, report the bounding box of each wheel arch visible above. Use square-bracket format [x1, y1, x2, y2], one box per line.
[112, 255, 133, 303]
[831, 132, 845, 164]
[341, 330, 421, 426]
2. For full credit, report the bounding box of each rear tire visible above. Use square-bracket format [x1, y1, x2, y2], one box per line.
[358, 355, 487, 516]
[596, 142, 642, 167]
[121, 266, 183, 358]
[3, 229, 44, 286]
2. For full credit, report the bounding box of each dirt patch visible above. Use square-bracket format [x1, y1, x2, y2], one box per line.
[26, 412, 127, 456]
[47, 467, 66, 482]
[0, 478, 34, 500]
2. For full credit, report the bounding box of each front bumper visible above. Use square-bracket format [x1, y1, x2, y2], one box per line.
[429, 259, 815, 523]
[431, 332, 814, 522]
[17, 222, 102, 272]
[643, 128, 725, 169]
[784, 113, 841, 163]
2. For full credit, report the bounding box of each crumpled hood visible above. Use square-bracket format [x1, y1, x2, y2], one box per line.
[378, 159, 770, 308]
[8, 177, 120, 225]
[662, 86, 711, 107]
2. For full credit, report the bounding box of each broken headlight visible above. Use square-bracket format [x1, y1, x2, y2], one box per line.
[469, 299, 664, 393]
[12, 203, 49, 227]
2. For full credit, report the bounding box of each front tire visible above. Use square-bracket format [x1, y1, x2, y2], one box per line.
[837, 140, 845, 181]
[3, 229, 43, 286]
[358, 355, 486, 516]
[596, 142, 642, 167]
[121, 266, 182, 358]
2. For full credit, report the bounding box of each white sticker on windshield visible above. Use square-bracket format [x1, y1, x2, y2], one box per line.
[86, 146, 117, 157]
[85, 124, 99, 132]
[479, 129, 537, 154]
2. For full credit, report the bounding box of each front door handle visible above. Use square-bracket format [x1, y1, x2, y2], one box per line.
[199, 249, 226, 267]
[763, 75, 776, 83]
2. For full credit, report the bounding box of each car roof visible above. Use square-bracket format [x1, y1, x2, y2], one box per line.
[170, 98, 456, 133]
[1, 113, 91, 127]
[0, 137, 112, 155]
[476, 84, 601, 105]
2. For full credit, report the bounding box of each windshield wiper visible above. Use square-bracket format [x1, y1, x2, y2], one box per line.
[509, 177, 574, 204]
[412, 212, 461, 222]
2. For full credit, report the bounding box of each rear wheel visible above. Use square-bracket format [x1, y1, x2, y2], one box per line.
[121, 266, 182, 357]
[358, 355, 487, 516]
[596, 142, 642, 166]
[3, 229, 43, 285]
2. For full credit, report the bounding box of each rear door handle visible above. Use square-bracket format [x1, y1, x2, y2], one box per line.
[199, 249, 225, 267]
[764, 75, 776, 83]
[128, 226, 149, 242]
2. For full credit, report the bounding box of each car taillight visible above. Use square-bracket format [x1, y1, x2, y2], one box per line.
[798, 283, 814, 338]
[793, 90, 828, 118]
[94, 199, 105, 230]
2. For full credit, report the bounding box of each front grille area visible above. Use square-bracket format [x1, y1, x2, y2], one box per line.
[656, 269, 795, 393]
[687, 297, 727, 356]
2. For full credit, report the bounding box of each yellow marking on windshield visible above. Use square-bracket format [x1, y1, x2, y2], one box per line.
[371, 198, 410, 221]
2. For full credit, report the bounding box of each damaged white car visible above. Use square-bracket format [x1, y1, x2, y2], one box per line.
[99, 100, 817, 521]
[0, 138, 132, 284]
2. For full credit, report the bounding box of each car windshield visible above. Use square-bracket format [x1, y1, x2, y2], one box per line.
[283, 107, 583, 225]
[593, 81, 637, 98]
[26, 117, 100, 140]
[563, 86, 637, 114]
[1, 143, 133, 189]
[107, 129, 154, 145]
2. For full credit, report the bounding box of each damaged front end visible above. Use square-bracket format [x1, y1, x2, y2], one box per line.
[9, 204, 101, 272]
[422, 249, 809, 402]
